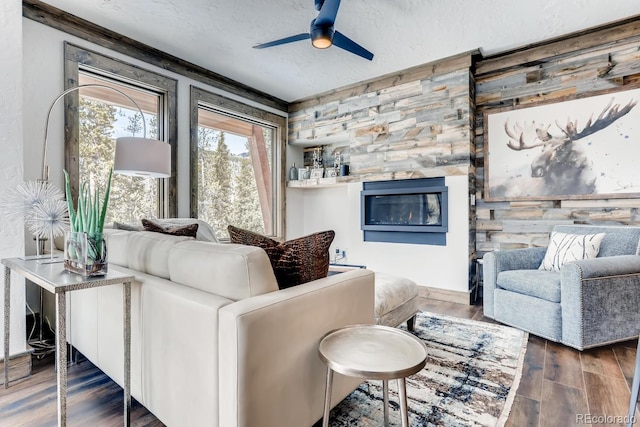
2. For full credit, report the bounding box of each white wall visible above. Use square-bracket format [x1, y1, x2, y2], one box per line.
[1, 0, 28, 358]
[286, 175, 470, 293]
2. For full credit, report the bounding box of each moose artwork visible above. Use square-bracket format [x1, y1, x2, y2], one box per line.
[484, 87, 640, 201]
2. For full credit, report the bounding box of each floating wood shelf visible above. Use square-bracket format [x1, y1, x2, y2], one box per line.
[287, 177, 348, 188]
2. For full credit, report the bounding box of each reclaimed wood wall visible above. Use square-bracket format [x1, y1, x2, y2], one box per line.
[288, 52, 475, 182]
[288, 53, 478, 297]
[475, 17, 640, 256]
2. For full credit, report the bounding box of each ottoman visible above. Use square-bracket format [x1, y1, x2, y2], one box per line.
[374, 272, 420, 331]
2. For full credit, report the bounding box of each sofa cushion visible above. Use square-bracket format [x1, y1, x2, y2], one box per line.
[104, 229, 132, 268]
[168, 240, 279, 300]
[142, 218, 198, 238]
[128, 231, 194, 279]
[497, 269, 561, 303]
[228, 225, 335, 289]
[539, 231, 605, 272]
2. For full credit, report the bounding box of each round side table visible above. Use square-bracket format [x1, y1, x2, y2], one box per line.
[318, 324, 427, 427]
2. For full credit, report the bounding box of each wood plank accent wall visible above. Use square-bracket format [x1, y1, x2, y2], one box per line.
[289, 52, 476, 182]
[474, 17, 640, 255]
[289, 53, 478, 299]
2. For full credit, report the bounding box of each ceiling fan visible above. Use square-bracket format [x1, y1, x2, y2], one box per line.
[253, 0, 374, 61]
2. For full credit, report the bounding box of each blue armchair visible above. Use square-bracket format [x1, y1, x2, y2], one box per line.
[483, 225, 640, 350]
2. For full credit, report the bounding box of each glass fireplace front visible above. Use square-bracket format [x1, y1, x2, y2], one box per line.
[360, 178, 448, 245]
[364, 193, 442, 227]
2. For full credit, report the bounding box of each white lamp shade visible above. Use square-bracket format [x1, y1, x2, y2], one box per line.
[114, 137, 171, 178]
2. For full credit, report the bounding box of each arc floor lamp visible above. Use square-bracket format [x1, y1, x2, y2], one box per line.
[41, 83, 171, 182]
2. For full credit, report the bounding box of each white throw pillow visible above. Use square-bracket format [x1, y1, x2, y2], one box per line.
[539, 231, 606, 272]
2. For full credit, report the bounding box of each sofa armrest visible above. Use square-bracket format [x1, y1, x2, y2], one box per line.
[218, 269, 375, 427]
[561, 255, 640, 349]
[483, 247, 547, 318]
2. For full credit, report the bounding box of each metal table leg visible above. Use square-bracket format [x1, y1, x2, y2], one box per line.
[3, 267, 10, 389]
[56, 292, 67, 426]
[383, 379, 389, 426]
[627, 338, 640, 427]
[322, 367, 334, 427]
[398, 378, 409, 427]
[123, 282, 131, 427]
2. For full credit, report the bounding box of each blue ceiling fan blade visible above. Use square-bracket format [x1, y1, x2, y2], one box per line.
[333, 31, 374, 61]
[253, 33, 311, 49]
[315, 0, 340, 27]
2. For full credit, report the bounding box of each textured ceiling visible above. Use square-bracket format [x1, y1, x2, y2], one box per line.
[39, 0, 640, 103]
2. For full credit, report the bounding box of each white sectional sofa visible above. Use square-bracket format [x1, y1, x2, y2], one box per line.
[66, 230, 375, 427]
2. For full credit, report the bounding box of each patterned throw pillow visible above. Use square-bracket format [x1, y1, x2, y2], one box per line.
[539, 231, 606, 272]
[142, 218, 198, 238]
[228, 225, 335, 289]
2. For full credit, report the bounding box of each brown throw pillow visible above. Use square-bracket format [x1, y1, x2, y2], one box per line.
[142, 218, 198, 238]
[228, 225, 335, 289]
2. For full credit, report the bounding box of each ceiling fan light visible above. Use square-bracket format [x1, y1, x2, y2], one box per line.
[311, 26, 334, 49]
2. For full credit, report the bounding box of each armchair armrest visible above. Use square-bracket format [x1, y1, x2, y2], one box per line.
[218, 269, 375, 427]
[483, 247, 547, 318]
[561, 255, 640, 349]
[565, 255, 640, 278]
[485, 247, 548, 272]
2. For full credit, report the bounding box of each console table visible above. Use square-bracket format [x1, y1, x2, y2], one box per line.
[2, 258, 134, 427]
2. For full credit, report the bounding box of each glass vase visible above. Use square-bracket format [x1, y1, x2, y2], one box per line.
[64, 231, 108, 276]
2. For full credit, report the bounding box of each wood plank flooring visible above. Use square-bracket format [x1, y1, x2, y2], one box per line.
[0, 297, 637, 426]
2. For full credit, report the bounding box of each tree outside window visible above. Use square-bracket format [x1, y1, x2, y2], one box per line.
[197, 123, 271, 240]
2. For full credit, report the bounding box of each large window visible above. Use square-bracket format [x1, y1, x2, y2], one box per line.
[77, 73, 162, 223]
[64, 43, 178, 220]
[190, 86, 286, 240]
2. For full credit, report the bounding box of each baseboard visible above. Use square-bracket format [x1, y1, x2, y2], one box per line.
[0, 350, 33, 385]
[419, 285, 472, 305]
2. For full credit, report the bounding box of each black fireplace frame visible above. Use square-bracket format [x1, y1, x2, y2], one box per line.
[360, 178, 448, 245]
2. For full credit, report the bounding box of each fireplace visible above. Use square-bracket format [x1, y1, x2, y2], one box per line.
[361, 178, 448, 245]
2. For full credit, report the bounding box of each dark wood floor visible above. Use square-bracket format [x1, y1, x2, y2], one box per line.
[1, 298, 637, 426]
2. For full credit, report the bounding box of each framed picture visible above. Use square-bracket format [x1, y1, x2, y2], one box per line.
[310, 168, 324, 179]
[325, 168, 338, 178]
[303, 146, 324, 167]
[484, 86, 640, 201]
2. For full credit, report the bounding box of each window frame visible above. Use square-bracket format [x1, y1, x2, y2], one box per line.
[190, 85, 286, 240]
[63, 42, 178, 217]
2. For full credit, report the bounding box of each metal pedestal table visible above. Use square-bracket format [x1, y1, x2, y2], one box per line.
[2, 258, 134, 427]
[319, 324, 427, 427]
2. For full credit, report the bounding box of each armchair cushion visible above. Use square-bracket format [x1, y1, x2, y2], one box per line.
[539, 231, 605, 272]
[497, 270, 561, 303]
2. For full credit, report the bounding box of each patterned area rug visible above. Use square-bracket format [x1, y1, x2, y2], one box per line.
[329, 311, 528, 426]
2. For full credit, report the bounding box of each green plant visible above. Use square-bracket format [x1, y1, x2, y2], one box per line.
[63, 169, 112, 260]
